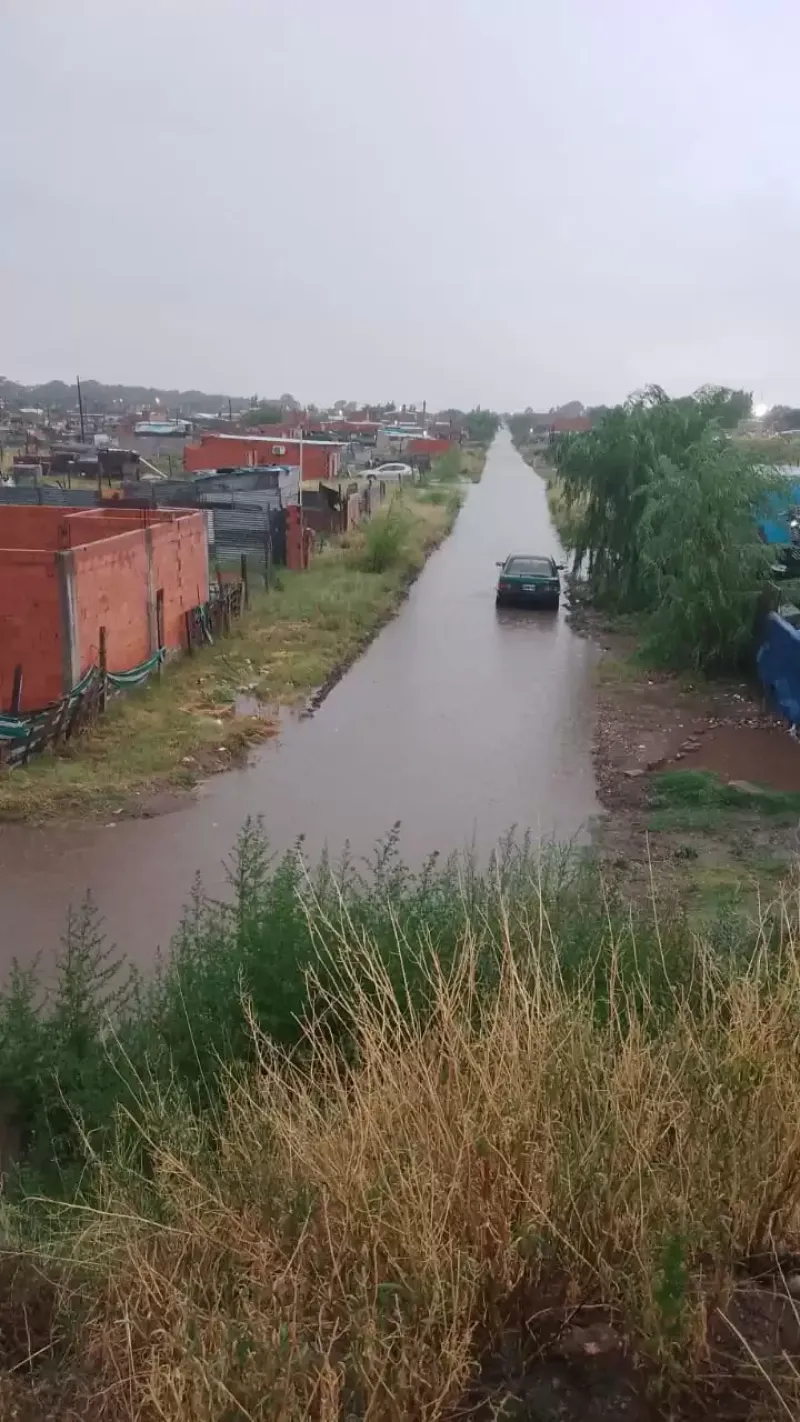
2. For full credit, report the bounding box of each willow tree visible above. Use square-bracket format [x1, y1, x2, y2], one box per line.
[553, 385, 754, 612]
[639, 435, 777, 672]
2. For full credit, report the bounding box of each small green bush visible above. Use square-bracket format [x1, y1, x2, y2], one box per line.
[361, 504, 409, 572]
[431, 448, 462, 483]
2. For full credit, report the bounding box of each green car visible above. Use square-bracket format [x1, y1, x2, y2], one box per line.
[495, 554, 561, 609]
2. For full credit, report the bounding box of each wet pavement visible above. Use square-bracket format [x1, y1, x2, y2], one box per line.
[0, 430, 600, 971]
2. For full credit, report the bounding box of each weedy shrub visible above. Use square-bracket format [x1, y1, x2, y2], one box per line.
[19, 862, 800, 1420]
[431, 447, 462, 483]
[0, 821, 753, 1197]
[360, 502, 410, 572]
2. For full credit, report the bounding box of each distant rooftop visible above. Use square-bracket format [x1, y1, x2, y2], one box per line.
[197, 432, 347, 447]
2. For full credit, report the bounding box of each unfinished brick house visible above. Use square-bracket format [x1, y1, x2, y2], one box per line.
[0, 505, 208, 712]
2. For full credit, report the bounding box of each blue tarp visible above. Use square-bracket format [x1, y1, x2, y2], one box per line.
[757, 478, 800, 545]
[757, 610, 800, 725]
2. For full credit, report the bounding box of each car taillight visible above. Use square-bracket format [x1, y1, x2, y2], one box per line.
[499, 579, 511, 590]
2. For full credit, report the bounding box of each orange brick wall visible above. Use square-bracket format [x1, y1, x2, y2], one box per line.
[71, 511, 208, 673]
[406, 437, 455, 457]
[0, 550, 64, 710]
[184, 436, 256, 471]
[150, 514, 209, 650]
[184, 435, 341, 481]
[0, 506, 66, 551]
[72, 529, 152, 675]
[0, 506, 209, 709]
[63, 512, 146, 546]
[62, 507, 174, 547]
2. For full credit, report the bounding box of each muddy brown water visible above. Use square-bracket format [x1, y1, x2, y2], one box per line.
[0, 431, 600, 973]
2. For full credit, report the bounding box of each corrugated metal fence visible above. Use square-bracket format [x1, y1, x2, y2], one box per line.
[119, 481, 287, 566]
[0, 485, 98, 508]
[0, 482, 287, 568]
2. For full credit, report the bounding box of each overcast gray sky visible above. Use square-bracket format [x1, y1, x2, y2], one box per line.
[3, 0, 798, 410]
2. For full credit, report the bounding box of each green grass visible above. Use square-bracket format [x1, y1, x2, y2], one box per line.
[736, 433, 800, 466]
[648, 768, 800, 832]
[679, 857, 789, 924]
[0, 492, 458, 822]
[416, 442, 485, 490]
[430, 447, 462, 482]
[459, 444, 487, 481]
[0, 825, 771, 1196]
[360, 499, 409, 571]
[4, 830, 800, 1417]
[596, 651, 643, 685]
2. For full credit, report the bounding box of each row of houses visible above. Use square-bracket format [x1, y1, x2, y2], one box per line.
[180, 421, 456, 481]
[0, 457, 421, 717]
[0, 396, 461, 717]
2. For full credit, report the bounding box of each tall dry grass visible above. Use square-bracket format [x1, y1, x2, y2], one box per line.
[24, 896, 800, 1419]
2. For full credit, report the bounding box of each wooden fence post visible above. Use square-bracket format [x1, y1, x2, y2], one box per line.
[10, 665, 23, 717]
[155, 589, 164, 676]
[265, 531, 275, 591]
[241, 553, 250, 609]
[98, 626, 107, 712]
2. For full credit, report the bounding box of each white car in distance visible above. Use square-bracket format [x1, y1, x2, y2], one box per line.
[372, 462, 413, 481]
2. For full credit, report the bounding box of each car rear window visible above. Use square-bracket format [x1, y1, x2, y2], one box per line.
[506, 557, 552, 576]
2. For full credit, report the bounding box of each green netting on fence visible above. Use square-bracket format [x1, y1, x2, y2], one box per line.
[0, 649, 165, 740]
[0, 717, 35, 741]
[107, 649, 164, 688]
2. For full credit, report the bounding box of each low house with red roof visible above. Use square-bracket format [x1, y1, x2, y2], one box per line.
[549, 415, 592, 436]
[183, 432, 344, 482]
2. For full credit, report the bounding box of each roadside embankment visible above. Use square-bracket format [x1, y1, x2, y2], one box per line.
[512, 414, 800, 909]
[589, 618, 798, 914]
[460, 441, 488, 480]
[3, 829, 800, 1420]
[509, 434, 570, 534]
[421, 442, 488, 487]
[0, 489, 460, 823]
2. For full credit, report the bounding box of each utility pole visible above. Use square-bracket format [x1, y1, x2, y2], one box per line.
[299, 427, 304, 532]
[77, 375, 86, 443]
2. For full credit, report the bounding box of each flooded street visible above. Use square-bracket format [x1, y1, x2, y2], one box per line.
[0, 432, 600, 970]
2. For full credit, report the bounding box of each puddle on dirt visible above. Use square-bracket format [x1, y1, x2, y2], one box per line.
[672, 723, 800, 792]
[234, 692, 280, 720]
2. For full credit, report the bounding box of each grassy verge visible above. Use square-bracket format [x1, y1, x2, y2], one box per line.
[421, 443, 488, 489]
[511, 438, 575, 542]
[0, 490, 459, 823]
[460, 441, 487, 480]
[3, 830, 800, 1417]
[648, 767, 800, 834]
[735, 433, 800, 466]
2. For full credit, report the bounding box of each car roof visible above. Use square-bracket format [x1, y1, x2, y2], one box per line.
[503, 553, 554, 563]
